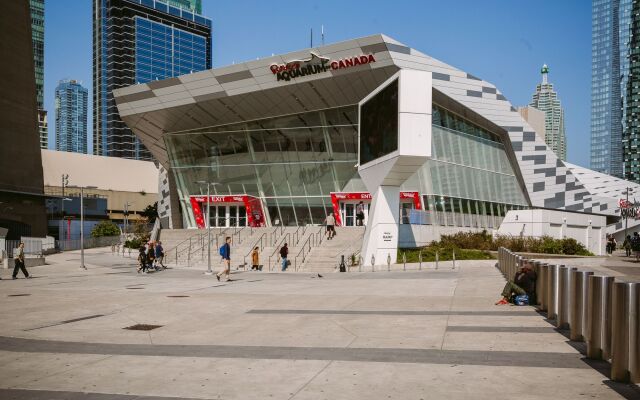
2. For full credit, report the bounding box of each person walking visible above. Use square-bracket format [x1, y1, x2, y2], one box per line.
[356, 201, 365, 226]
[146, 242, 156, 270]
[325, 213, 336, 240]
[155, 241, 165, 269]
[280, 243, 289, 271]
[251, 246, 260, 271]
[623, 235, 632, 257]
[632, 232, 640, 262]
[217, 236, 231, 281]
[137, 246, 148, 273]
[12, 242, 30, 279]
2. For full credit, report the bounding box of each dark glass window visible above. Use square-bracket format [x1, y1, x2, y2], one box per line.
[359, 79, 399, 165]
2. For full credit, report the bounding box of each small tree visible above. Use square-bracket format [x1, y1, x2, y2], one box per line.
[91, 220, 121, 238]
[140, 202, 158, 223]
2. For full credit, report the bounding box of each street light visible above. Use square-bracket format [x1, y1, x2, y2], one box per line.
[68, 185, 97, 270]
[196, 181, 219, 275]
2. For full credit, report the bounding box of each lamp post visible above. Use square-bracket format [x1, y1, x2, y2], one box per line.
[196, 181, 219, 275]
[69, 185, 97, 270]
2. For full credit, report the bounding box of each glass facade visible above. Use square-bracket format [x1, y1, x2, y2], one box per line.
[55, 80, 88, 154]
[623, 0, 640, 181]
[591, 0, 631, 177]
[134, 17, 207, 82]
[93, 0, 212, 161]
[165, 103, 529, 228]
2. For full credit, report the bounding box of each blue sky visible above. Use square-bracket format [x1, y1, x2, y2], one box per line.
[44, 0, 592, 167]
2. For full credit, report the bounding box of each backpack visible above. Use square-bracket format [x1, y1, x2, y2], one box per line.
[219, 245, 225, 257]
[513, 294, 529, 306]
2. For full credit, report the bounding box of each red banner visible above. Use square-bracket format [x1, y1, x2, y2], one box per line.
[190, 195, 266, 228]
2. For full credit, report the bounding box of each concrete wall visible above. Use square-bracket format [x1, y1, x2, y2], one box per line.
[497, 209, 606, 255]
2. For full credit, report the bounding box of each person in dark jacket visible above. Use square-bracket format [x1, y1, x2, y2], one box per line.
[495, 262, 537, 305]
[216, 237, 231, 281]
[137, 246, 147, 273]
[146, 242, 156, 271]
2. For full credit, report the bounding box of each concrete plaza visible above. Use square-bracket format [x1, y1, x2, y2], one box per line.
[0, 248, 639, 399]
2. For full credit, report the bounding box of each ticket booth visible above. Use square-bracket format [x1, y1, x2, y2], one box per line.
[190, 195, 266, 228]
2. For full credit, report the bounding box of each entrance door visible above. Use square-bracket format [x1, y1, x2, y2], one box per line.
[340, 202, 369, 226]
[400, 203, 413, 224]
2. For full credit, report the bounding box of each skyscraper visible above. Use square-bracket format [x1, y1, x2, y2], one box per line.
[623, 0, 640, 181]
[590, 0, 632, 177]
[93, 0, 211, 160]
[29, 0, 47, 149]
[529, 65, 567, 161]
[55, 80, 88, 154]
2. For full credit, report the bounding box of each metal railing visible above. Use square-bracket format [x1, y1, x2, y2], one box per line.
[497, 247, 640, 384]
[56, 235, 120, 252]
[293, 226, 324, 271]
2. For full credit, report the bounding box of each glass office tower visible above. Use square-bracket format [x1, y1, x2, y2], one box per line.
[55, 80, 88, 154]
[29, 0, 47, 149]
[591, 0, 632, 177]
[93, 0, 211, 160]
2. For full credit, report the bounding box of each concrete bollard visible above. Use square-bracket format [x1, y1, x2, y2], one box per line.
[557, 265, 576, 330]
[611, 281, 639, 382]
[538, 263, 548, 311]
[532, 261, 540, 301]
[586, 275, 615, 360]
[569, 270, 594, 342]
[547, 264, 559, 321]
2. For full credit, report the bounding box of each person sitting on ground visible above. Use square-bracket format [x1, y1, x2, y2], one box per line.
[251, 246, 260, 271]
[495, 262, 537, 305]
[147, 242, 157, 271]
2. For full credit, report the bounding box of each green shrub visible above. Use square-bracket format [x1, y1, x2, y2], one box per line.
[124, 238, 143, 249]
[91, 220, 121, 238]
[400, 231, 594, 258]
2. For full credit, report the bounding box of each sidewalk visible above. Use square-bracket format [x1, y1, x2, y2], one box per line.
[0, 247, 637, 399]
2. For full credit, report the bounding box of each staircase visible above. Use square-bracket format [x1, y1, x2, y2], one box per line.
[297, 227, 365, 272]
[161, 226, 316, 270]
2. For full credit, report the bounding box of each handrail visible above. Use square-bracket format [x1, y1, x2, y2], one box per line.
[294, 226, 323, 271]
[268, 232, 291, 271]
[243, 232, 268, 267]
[231, 226, 245, 244]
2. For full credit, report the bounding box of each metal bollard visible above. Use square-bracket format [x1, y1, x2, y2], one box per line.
[371, 255, 375, 272]
[586, 275, 615, 360]
[611, 281, 639, 382]
[569, 270, 594, 342]
[557, 265, 576, 330]
[403, 252, 406, 271]
[547, 264, 559, 320]
[537, 262, 547, 310]
[435, 251, 439, 270]
[387, 253, 391, 272]
[452, 250, 456, 270]
[419, 250, 422, 271]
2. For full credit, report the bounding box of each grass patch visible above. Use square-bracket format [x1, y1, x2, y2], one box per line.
[399, 246, 494, 262]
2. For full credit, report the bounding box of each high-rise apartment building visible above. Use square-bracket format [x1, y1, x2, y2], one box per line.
[55, 80, 88, 154]
[591, 0, 632, 177]
[93, 0, 211, 160]
[529, 65, 567, 161]
[29, 0, 47, 149]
